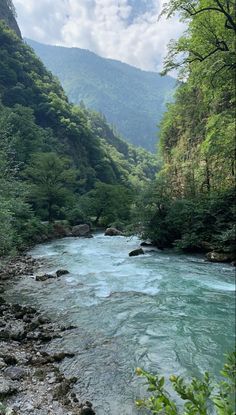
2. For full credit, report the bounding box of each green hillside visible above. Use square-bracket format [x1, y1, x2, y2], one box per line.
[26, 39, 176, 152]
[0, 11, 158, 255]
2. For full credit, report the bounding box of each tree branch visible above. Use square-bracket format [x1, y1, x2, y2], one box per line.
[181, 2, 236, 32]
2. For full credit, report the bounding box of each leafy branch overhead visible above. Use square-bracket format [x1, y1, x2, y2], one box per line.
[160, 0, 236, 81]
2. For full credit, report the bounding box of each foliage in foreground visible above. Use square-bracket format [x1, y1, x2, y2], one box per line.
[136, 352, 236, 415]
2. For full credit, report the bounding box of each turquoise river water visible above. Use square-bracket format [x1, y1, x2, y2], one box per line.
[6, 234, 235, 414]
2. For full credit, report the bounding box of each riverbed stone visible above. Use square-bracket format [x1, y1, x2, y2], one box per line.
[79, 406, 95, 415]
[35, 274, 56, 281]
[0, 376, 18, 397]
[129, 248, 144, 257]
[206, 251, 234, 263]
[56, 269, 69, 277]
[72, 224, 90, 237]
[4, 366, 27, 381]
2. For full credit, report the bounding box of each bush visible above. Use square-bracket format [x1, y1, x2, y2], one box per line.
[136, 352, 236, 414]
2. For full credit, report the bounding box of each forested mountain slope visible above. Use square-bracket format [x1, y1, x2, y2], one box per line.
[0, 2, 158, 255]
[26, 39, 176, 152]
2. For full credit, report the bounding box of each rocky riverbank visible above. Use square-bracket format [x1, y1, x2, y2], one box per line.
[0, 256, 95, 415]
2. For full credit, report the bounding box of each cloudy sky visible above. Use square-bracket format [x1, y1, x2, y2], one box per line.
[14, 0, 184, 72]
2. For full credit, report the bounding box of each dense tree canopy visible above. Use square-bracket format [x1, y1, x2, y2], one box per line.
[136, 0, 235, 257]
[0, 18, 158, 255]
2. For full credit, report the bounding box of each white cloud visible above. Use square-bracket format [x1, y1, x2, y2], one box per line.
[14, 0, 184, 72]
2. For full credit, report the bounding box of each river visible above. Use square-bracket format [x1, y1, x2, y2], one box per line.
[5, 234, 235, 414]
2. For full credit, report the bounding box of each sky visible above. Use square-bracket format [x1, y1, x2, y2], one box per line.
[14, 0, 185, 72]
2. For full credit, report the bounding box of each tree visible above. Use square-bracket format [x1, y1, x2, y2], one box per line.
[78, 182, 134, 226]
[160, 0, 236, 83]
[25, 152, 78, 222]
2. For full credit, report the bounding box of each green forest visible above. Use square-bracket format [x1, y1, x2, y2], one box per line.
[134, 0, 235, 261]
[0, 16, 158, 255]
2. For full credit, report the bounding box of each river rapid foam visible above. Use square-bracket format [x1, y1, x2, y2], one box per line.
[5, 234, 235, 414]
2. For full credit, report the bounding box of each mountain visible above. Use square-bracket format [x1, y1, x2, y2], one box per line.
[0, 0, 159, 253]
[26, 39, 176, 152]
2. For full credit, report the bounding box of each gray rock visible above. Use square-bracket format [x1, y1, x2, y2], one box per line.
[4, 366, 27, 381]
[72, 224, 90, 237]
[0, 322, 25, 341]
[104, 227, 123, 236]
[0, 358, 6, 370]
[0, 376, 18, 397]
[129, 248, 144, 257]
[35, 274, 56, 281]
[206, 252, 234, 263]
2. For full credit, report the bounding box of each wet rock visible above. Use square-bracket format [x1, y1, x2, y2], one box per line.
[129, 248, 144, 257]
[206, 252, 234, 263]
[56, 269, 69, 277]
[51, 352, 75, 362]
[72, 224, 91, 237]
[35, 274, 56, 281]
[140, 241, 154, 247]
[37, 315, 50, 324]
[79, 405, 95, 415]
[60, 324, 77, 332]
[4, 366, 27, 381]
[0, 322, 25, 341]
[104, 227, 123, 236]
[53, 379, 72, 399]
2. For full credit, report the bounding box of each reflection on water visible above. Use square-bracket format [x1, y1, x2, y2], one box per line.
[5, 234, 235, 414]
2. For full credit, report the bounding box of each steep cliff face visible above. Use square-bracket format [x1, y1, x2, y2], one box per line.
[0, 0, 21, 38]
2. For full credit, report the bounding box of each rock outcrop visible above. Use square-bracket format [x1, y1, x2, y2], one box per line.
[206, 251, 235, 263]
[104, 227, 123, 236]
[72, 224, 91, 237]
[0, 0, 22, 38]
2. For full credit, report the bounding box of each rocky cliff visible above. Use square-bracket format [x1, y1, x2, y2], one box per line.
[0, 0, 21, 37]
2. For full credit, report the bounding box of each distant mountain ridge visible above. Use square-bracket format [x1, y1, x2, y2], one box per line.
[26, 39, 176, 152]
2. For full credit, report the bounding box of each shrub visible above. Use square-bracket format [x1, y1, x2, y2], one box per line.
[136, 352, 236, 414]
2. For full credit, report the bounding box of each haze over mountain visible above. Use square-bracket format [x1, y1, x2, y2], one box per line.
[27, 39, 176, 152]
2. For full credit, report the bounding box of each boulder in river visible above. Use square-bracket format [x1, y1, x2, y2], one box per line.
[35, 274, 56, 281]
[56, 269, 69, 277]
[206, 252, 234, 263]
[72, 224, 91, 237]
[105, 227, 123, 236]
[140, 241, 154, 247]
[129, 248, 144, 257]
